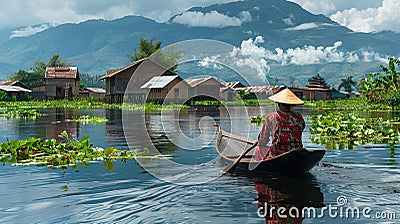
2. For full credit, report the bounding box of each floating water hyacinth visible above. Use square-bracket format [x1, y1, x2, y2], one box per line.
[0, 130, 172, 169]
[0, 107, 43, 120]
[67, 115, 108, 124]
[250, 114, 266, 125]
[307, 112, 400, 149]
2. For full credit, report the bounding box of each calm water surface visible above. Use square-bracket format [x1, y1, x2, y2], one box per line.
[0, 106, 399, 223]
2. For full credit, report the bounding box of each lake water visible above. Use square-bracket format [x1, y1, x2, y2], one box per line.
[0, 106, 399, 223]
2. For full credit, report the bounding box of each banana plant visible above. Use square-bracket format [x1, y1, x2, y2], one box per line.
[372, 57, 400, 92]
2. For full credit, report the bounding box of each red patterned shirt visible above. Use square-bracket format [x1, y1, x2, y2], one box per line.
[254, 110, 305, 160]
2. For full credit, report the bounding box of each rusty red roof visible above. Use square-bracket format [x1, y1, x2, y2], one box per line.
[0, 80, 31, 89]
[0, 81, 17, 86]
[45, 67, 79, 79]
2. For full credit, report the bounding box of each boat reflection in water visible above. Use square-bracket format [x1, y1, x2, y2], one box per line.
[253, 173, 324, 223]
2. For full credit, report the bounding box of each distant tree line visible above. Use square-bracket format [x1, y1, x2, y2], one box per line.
[79, 73, 105, 89]
[9, 54, 70, 88]
[8, 54, 104, 89]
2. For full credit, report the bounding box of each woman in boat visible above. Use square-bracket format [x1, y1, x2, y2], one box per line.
[254, 88, 305, 160]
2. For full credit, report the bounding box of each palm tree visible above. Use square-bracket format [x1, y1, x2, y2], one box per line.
[338, 76, 357, 92]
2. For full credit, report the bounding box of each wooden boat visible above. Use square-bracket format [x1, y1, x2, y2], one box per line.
[215, 127, 325, 175]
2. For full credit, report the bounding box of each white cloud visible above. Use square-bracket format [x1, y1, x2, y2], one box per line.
[172, 10, 251, 28]
[289, 0, 336, 15]
[234, 36, 388, 66]
[361, 51, 387, 62]
[198, 56, 223, 69]
[330, 0, 400, 33]
[0, 0, 240, 29]
[230, 36, 271, 78]
[346, 52, 360, 63]
[285, 22, 334, 31]
[10, 24, 53, 38]
[239, 11, 252, 23]
[282, 18, 294, 26]
[286, 22, 318, 31]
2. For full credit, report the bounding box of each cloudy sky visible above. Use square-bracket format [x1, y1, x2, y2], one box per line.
[0, 0, 397, 35]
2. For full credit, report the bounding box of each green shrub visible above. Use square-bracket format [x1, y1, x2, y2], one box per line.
[0, 90, 8, 101]
[385, 91, 400, 110]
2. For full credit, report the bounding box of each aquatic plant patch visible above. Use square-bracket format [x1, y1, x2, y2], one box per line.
[308, 112, 400, 149]
[0, 107, 43, 120]
[68, 115, 108, 124]
[250, 114, 266, 125]
[306, 97, 390, 111]
[0, 99, 119, 110]
[0, 131, 169, 169]
[0, 100, 188, 112]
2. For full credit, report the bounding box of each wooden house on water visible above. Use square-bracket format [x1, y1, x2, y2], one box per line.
[0, 80, 31, 99]
[185, 77, 222, 101]
[79, 87, 106, 101]
[100, 58, 176, 104]
[0, 80, 30, 90]
[220, 81, 246, 101]
[45, 67, 80, 99]
[141, 75, 189, 103]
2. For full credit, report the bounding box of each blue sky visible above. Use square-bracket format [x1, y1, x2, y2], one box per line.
[1, 0, 396, 37]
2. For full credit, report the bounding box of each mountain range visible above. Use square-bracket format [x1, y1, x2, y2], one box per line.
[0, 0, 399, 88]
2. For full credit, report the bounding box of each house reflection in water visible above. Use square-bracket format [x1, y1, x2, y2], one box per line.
[38, 108, 80, 141]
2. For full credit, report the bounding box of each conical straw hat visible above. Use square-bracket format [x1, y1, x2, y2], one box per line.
[268, 88, 304, 105]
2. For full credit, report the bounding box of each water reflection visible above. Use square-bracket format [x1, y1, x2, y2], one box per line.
[254, 174, 324, 223]
[42, 108, 80, 141]
[0, 106, 399, 223]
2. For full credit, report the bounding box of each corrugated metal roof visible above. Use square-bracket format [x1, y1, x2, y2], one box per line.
[45, 67, 79, 79]
[223, 81, 245, 88]
[220, 86, 235, 93]
[185, 77, 221, 87]
[0, 85, 31, 93]
[141, 75, 179, 89]
[86, 87, 106, 94]
[235, 85, 281, 93]
[0, 80, 30, 90]
[303, 87, 333, 91]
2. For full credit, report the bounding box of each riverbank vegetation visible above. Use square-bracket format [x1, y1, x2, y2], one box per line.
[0, 107, 43, 120]
[251, 57, 400, 149]
[307, 57, 400, 149]
[0, 98, 187, 112]
[305, 97, 390, 111]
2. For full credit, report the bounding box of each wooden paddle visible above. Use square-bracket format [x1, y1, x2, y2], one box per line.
[223, 141, 258, 173]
